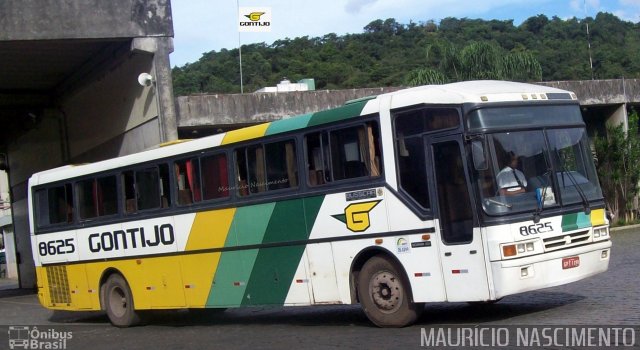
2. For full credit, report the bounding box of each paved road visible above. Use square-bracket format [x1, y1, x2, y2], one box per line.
[0, 230, 638, 349]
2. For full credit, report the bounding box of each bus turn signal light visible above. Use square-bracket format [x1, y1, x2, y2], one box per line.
[503, 245, 517, 257]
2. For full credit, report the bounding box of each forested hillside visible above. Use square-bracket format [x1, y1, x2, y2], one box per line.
[172, 12, 640, 95]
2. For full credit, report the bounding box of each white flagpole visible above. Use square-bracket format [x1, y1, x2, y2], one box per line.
[237, 0, 244, 94]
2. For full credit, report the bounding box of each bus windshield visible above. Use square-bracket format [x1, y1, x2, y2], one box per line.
[476, 127, 603, 216]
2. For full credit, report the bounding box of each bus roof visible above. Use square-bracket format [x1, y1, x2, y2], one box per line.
[29, 81, 575, 186]
[384, 80, 576, 108]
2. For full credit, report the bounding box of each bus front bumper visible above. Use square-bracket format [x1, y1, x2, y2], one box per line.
[490, 240, 611, 299]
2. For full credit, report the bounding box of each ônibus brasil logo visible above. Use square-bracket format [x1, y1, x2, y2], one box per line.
[238, 7, 271, 32]
[8, 326, 72, 349]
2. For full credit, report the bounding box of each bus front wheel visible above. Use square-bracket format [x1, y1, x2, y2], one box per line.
[103, 274, 141, 327]
[357, 255, 423, 327]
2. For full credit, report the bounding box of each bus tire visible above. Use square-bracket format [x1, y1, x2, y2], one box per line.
[103, 274, 141, 327]
[357, 255, 422, 327]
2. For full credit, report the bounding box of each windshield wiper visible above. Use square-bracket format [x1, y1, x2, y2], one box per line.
[486, 198, 512, 208]
[533, 170, 551, 223]
[555, 150, 591, 215]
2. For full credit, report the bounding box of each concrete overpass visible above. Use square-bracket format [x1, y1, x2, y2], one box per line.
[175, 79, 640, 139]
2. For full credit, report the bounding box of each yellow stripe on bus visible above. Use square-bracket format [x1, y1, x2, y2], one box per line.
[221, 123, 270, 145]
[186, 208, 236, 251]
[180, 209, 237, 307]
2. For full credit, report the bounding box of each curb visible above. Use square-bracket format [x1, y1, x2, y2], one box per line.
[610, 223, 640, 233]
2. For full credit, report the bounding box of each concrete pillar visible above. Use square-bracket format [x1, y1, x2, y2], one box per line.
[605, 104, 628, 131]
[154, 37, 178, 143]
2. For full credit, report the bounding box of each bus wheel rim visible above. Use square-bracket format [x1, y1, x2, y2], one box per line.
[109, 286, 128, 318]
[369, 270, 403, 314]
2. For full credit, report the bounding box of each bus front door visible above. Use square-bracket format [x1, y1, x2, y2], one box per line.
[429, 136, 490, 302]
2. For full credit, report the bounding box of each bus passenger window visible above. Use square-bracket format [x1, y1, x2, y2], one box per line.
[35, 184, 73, 226]
[136, 168, 161, 211]
[247, 145, 266, 194]
[122, 171, 136, 213]
[77, 176, 117, 220]
[175, 158, 201, 205]
[331, 123, 381, 181]
[235, 140, 298, 196]
[158, 164, 171, 208]
[235, 149, 250, 196]
[306, 122, 381, 185]
[265, 140, 298, 191]
[201, 153, 229, 200]
[306, 132, 331, 185]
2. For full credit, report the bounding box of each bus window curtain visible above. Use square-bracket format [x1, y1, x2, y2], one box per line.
[357, 127, 370, 176]
[285, 142, 297, 187]
[368, 124, 380, 177]
[218, 155, 229, 196]
[254, 147, 266, 193]
[186, 160, 201, 202]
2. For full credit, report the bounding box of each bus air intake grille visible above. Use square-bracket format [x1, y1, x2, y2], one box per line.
[543, 230, 591, 252]
[46, 266, 71, 305]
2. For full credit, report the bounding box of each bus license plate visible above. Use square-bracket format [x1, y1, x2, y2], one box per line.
[562, 256, 580, 269]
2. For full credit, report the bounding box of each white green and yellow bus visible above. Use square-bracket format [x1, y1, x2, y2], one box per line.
[29, 81, 611, 327]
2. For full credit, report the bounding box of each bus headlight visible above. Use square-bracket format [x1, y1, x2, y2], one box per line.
[593, 226, 609, 240]
[501, 239, 541, 259]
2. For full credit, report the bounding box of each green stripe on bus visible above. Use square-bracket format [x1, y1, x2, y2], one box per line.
[307, 101, 367, 127]
[265, 114, 313, 135]
[561, 212, 592, 232]
[206, 203, 276, 306]
[242, 196, 325, 305]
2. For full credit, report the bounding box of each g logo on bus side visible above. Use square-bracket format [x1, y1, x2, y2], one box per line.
[332, 200, 381, 232]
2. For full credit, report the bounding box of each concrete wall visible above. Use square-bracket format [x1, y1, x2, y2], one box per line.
[1, 0, 176, 288]
[0, 170, 17, 279]
[0, 0, 173, 40]
[539, 79, 640, 106]
[177, 80, 640, 131]
[63, 50, 161, 162]
[176, 87, 402, 128]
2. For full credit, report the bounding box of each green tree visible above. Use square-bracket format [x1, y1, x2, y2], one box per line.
[594, 110, 640, 223]
[405, 41, 542, 85]
[172, 13, 640, 94]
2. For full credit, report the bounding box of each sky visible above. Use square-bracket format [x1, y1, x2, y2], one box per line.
[169, 0, 640, 67]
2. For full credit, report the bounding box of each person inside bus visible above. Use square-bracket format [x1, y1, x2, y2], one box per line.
[496, 151, 527, 195]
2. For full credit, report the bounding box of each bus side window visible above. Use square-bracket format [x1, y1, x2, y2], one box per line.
[136, 167, 161, 211]
[175, 158, 201, 205]
[235, 149, 250, 196]
[158, 164, 171, 208]
[77, 176, 117, 220]
[201, 153, 229, 200]
[35, 183, 73, 227]
[265, 140, 298, 191]
[332, 123, 381, 180]
[306, 132, 331, 185]
[122, 171, 136, 214]
[306, 122, 381, 186]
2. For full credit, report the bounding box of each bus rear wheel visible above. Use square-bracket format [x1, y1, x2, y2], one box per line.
[357, 255, 422, 327]
[103, 274, 141, 327]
